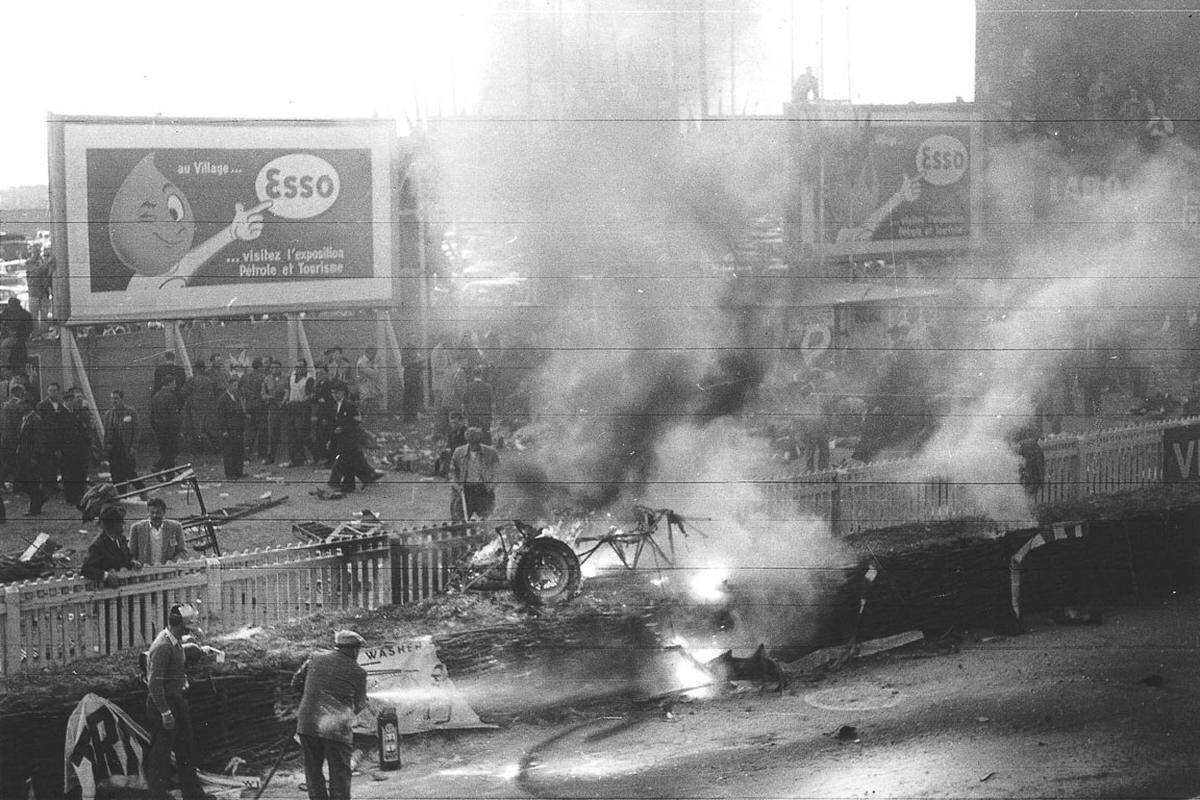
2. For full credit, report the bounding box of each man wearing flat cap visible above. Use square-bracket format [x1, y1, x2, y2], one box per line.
[144, 602, 207, 800]
[292, 629, 368, 800]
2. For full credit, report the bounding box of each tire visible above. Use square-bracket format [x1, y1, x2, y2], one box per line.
[512, 537, 581, 605]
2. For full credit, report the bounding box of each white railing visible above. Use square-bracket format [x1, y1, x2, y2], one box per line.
[1, 531, 397, 677]
[774, 415, 1200, 535]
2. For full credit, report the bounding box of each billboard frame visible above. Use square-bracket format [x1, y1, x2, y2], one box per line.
[48, 114, 401, 325]
[792, 103, 982, 261]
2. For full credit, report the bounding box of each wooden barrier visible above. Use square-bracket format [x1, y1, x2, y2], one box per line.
[0, 531, 395, 678]
[779, 415, 1200, 536]
[390, 523, 488, 605]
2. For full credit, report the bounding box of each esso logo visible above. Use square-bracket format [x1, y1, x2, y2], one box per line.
[916, 135, 968, 186]
[255, 154, 340, 219]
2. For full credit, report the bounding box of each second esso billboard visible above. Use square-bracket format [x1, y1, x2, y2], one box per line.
[813, 107, 979, 258]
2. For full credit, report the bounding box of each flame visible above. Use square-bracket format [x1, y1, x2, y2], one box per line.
[668, 638, 717, 700]
[438, 762, 521, 780]
[211, 625, 264, 641]
[688, 566, 729, 603]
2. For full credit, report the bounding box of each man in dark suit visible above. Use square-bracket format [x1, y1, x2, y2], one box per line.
[35, 380, 70, 494]
[461, 369, 495, 444]
[103, 390, 141, 488]
[60, 388, 95, 507]
[82, 506, 141, 586]
[311, 366, 333, 466]
[216, 375, 247, 479]
[240, 357, 268, 463]
[129, 497, 189, 565]
[152, 351, 187, 398]
[326, 382, 382, 494]
[14, 403, 48, 516]
[150, 374, 182, 472]
[0, 383, 30, 491]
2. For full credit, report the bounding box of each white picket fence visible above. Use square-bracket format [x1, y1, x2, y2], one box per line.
[768, 416, 1200, 535]
[0, 531, 402, 678]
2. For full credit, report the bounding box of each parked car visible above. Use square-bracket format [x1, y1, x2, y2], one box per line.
[0, 233, 28, 270]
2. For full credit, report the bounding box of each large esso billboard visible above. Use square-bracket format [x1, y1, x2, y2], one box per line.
[801, 106, 980, 258]
[49, 117, 398, 323]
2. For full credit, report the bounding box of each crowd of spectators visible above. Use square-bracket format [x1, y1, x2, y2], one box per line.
[995, 49, 1190, 149]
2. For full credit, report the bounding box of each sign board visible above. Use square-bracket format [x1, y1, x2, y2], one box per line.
[355, 636, 495, 735]
[975, 1, 1200, 236]
[48, 117, 399, 324]
[64, 693, 259, 800]
[797, 106, 980, 258]
[1163, 422, 1200, 482]
[65, 693, 149, 800]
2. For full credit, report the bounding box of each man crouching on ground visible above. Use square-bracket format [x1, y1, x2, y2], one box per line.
[292, 629, 368, 800]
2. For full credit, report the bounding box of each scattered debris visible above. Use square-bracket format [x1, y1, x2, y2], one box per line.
[293, 513, 386, 544]
[177, 492, 289, 557]
[375, 428, 439, 474]
[0, 534, 70, 583]
[310, 487, 345, 501]
[705, 645, 787, 692]
[856, 630, 924, 659]
[833, 725, 859, 742]
[1051, 606, 1103, 625]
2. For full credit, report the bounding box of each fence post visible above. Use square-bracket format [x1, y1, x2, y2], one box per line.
[380, 535, 394, 606]
[1076, 435, 1090, 498]
[5, 585, 22, 676]
[829, 473, 841, 538]
[204, 558, 223, 629]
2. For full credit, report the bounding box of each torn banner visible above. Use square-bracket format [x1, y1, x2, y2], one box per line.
[65, 693, 149, 800]
[64, 693, 258, 800]
[354, 635, 496, 735]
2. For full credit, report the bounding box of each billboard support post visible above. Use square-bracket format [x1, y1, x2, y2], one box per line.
[166, 323, 193, 380]
[382, 310, 405, 413]
[286, 315, 299, 367]
[416, 170, 433, 409]
[295, 317, 314, 371]
[375, 310, 390, 412]
[47, 116, 71, 323]
[62, 327, 104, 439]
[59, 326, 72, 395]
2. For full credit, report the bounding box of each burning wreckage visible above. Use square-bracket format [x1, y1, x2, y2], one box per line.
[305, 504, 882, 693]
[450, 506, 689, 605]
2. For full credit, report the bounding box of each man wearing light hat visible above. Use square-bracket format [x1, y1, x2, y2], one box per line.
[292, 629, 368, 800]
[145, 602, 207, 800]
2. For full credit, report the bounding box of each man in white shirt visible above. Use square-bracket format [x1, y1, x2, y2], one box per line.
[129, 497, 189, 565]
